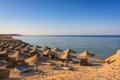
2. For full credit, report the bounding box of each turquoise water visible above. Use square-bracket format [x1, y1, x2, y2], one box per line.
[13, 36, 120, 59]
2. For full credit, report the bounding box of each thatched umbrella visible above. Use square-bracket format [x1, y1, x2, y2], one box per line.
[21, 46, 30, 53]
[3, 43, 9, 48]
[8, 50, 27, 67]
[8, 50, 27, 61]
[77, 50, 95, 65]
[25, 54, 38, 64]
[0, 48, 7, 55]
[9, 43, 15, 46]
[8, 45, 14, 50]
[0, 60, 8, 68]
[25, 54, 47, 64]
[51, 48, 62, 60]
[40, 46, 50, 52]
[33, 45, 38, 48]
[0, 42, 4, 47]
[8, 51, 19, 58]
[26, 44, 30, 48]
[29, 45, 38, 56]
[58, 50, 72, 67]
[0, 47, 3, 51]
[63, 48, 76, 54]
[42, 49, 55, 63]
[14, 42, 19, 47]
[34, 45, 41, 48]
[51, 47, 62, 53]
[63, 48, 77, 59]
[14, 46, 22, 50]
[20, 43, 26, 47]
[0, 48, 8, 61]
[25, 54, 41, 74]
[77, 50, 95, 59]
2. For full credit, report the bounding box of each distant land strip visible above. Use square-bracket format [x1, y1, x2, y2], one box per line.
[0, 34, 23, 36]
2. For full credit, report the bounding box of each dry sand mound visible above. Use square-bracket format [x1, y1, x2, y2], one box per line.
[105, 50, 120, 63]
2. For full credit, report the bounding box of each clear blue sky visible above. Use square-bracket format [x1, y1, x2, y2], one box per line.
[0, 0, 120, 35]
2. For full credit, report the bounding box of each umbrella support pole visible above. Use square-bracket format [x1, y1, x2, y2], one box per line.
[48, 55, 51, 63]
[65, 59, 68, 67]
[35, 63, 39, 75]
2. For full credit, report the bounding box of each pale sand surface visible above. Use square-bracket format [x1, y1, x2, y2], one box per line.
[9, 60, 120, 80]
[9, 50, 120, 80]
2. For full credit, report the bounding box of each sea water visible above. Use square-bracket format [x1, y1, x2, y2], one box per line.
[13, 35, 120, 59]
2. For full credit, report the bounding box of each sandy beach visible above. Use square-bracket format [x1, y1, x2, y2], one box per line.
[0, 36, 120, 80]
[9, 60, 120, 80]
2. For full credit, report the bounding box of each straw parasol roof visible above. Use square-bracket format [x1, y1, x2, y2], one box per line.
[33, 45, 38, 48]
[63, 48, 76, 54]
[0, 60, 8, 68]
[77, 50, 95, 59]
[21, 46, 30, 52]
[25, 54, 39, 64]
[51, 47, 62, 53]
[20, 43, 26, 47]
[9, 43, 15, 46]
[8, 50, 26, 60]
[0, 42, 4, 47]
[8, 51, 19, 58]
[0, 48, 7, 55]
[42, 49, 55, 56]
[33, 45, 41, 48]
[40, 46, 50, 52]
[58, 51, 72, 59]
[29, 46, 38, 53]
[26, 44, 30, 48]
[0, 47, 3, 51]
[8, 45, 14, 49]
[14, 46, 22, 50]
[3, 43, 9, 48]
[28, 45, 37, 49]
[14, 43, 19, 47]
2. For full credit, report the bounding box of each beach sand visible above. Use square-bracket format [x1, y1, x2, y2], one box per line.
[9, 59, 120, 80]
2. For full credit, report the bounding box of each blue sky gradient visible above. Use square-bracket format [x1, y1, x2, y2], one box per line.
[0, 0, 120, 35]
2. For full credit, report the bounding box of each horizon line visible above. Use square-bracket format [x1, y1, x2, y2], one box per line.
[21, 35, 120, 37]
[1, 34, 120, 36]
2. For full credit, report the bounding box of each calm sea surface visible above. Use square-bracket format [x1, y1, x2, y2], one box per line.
[13, 35, 120, 59]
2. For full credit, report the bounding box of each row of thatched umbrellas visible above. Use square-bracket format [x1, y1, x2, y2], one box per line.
[0, 40, 98, 74]
[0, 40, 29, 78]
[0, 42, 96, 62]
[0, 40, 95, 59]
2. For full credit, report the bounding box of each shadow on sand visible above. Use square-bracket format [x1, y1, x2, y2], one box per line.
[19, 69, 45, 76]
[0, 78, 23, 80]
